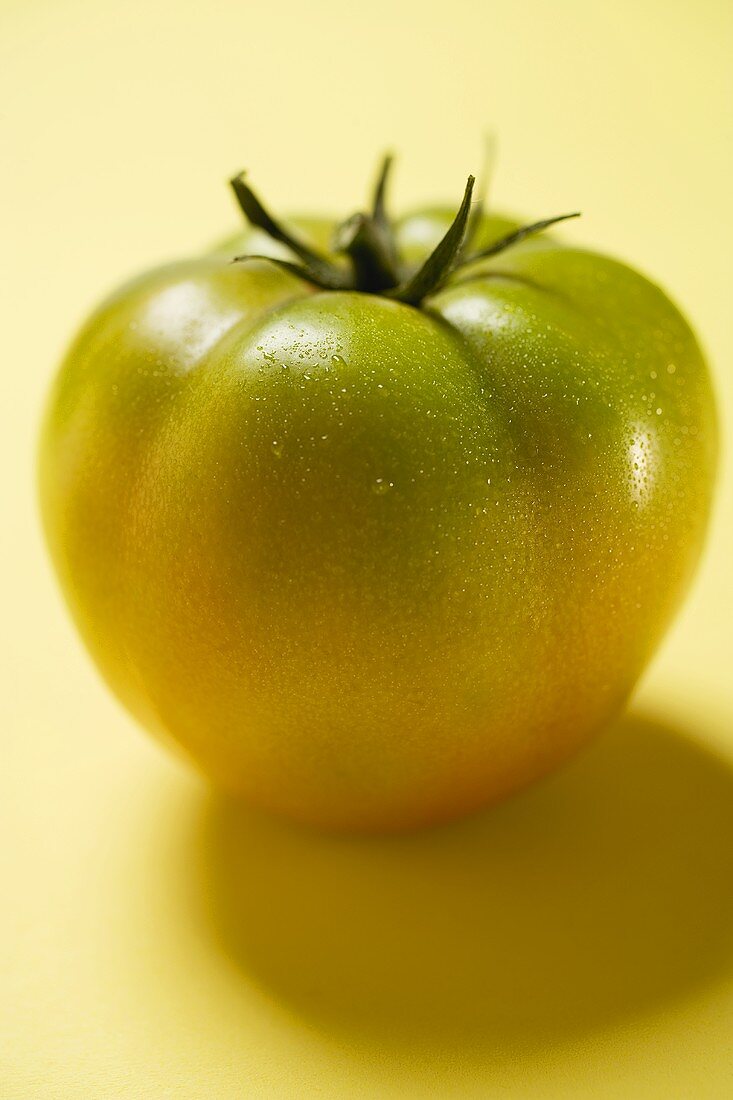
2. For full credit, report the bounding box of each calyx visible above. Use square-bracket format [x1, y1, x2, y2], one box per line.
[230, 156, 579, 307]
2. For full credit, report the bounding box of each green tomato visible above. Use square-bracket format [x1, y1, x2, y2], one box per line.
[39, 164, 717, 830]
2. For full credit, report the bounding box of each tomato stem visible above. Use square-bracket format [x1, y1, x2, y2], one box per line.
[229, 158, 580, 307]
[333, 212, 401, 292]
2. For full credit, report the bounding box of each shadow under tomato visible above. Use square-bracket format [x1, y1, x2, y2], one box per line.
[196, 711, 733, 1053]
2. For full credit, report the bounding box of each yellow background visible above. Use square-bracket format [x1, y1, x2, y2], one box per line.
[2, 0, 732, 1095]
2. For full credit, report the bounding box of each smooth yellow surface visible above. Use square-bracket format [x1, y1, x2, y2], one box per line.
[2, 0, 732, 1095]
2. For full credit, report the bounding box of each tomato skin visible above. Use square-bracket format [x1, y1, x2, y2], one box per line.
[39, 209, 717, 830]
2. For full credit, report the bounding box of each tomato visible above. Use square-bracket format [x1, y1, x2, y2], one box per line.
[39, 159, 718, 830]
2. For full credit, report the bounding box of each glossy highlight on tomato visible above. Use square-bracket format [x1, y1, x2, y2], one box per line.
[39, 158, 718, 830]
